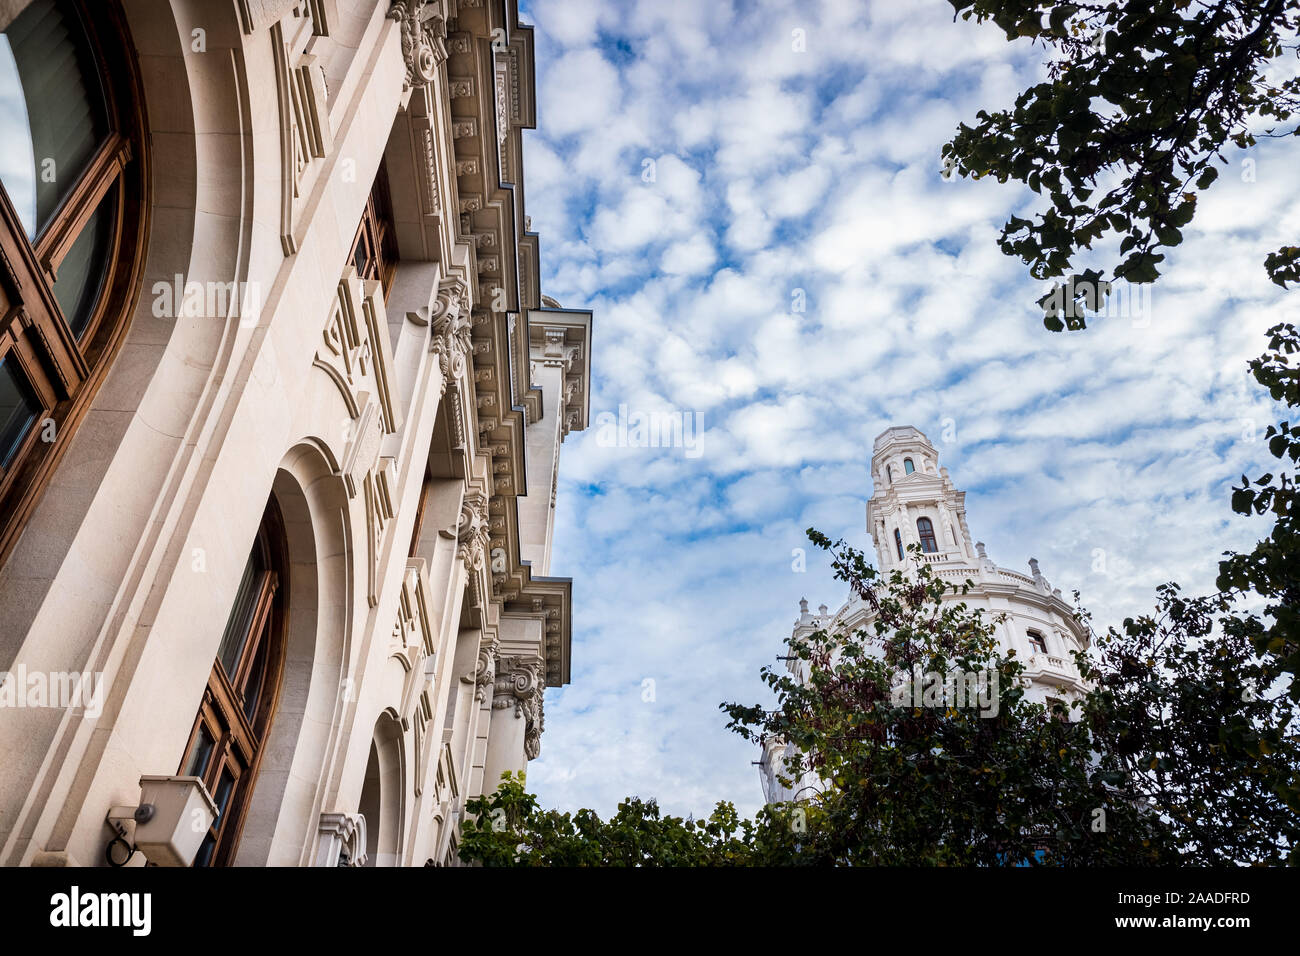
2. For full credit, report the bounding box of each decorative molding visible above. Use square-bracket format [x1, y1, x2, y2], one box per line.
[473, 632, 500, 703]
[456, 491, 489, 574]
[492, 657, 546, 760]
[430, 275, 472, 394]
[364, 458, 398, 608]
[316, 812, 367, 867]
[271, 18, 331, 256]
[315, 274, 400, 432]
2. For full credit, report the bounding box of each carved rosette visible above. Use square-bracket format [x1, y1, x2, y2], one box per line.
[388, 1, 448, 91]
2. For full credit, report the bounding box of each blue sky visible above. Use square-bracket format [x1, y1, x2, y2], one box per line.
[517, 0, 1300, 818]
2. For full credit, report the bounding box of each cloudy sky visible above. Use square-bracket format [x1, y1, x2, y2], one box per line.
[517, 0, 1300, 819]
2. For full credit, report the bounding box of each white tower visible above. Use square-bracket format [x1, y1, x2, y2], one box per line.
[758, 426, 1092, 804]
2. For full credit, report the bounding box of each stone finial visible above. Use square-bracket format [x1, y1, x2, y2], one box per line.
[976, 541, 987, 559]
[799, 597, 809, 613]
[818, 603, 828, 617]
[1029, 557, 1050, 590]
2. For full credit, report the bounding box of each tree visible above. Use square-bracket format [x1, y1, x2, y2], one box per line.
[942, 0, 1300, 330]
[1078, 584, 1300, 864]
[457, 771, 809, 866]
[944, 0, 1300, 707]
[723, 535, 1170, 865]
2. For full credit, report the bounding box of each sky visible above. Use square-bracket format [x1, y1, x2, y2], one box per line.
[516, 0, 1300, 819]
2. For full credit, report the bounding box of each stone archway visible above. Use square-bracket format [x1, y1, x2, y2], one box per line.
[358, 708, 405, 867]
[232, 440, 354, 866]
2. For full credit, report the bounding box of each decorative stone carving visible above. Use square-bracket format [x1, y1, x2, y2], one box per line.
[316, 812, 367, 867]
[474, 633, 500, 703]
[430, 276, 472, 392]
[364, 458, 398, 608]
[491, 657, 544, 715]
[456, 492, 489, 573]
[524, 693, 545, 760]
[315, 274, 399, 430]
[492, 657, 545, 760]
[272, 16, 332, 254]
[388, 1, 448, 91]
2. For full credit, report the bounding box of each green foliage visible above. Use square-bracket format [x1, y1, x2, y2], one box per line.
[457, 771, 811, 866]
[1220, 323, 1300, 699]
[724, 536, 1171, 865]
[1079, 584, 1300, 864]
[942, 0, 1300, 328]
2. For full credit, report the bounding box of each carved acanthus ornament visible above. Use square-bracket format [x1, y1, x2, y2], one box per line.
[456, 492, 490, 573]
[473, 633, 500, 703]
[524, 693, 544, 760]
[430, 277, 472, 393]
[388, 1, 448, 90]
[492, 657, 546, 759]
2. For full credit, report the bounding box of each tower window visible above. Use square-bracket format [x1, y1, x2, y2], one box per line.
[886, 464, 892, 483]
[1027, 629, 1047, 654]
[903, 458, 915, 475]
[894, 528, 904, 561]
[916, 517, 938, 553]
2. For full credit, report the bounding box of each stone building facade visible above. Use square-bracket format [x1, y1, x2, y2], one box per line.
[760, 426, 1090, 804]
[0, 0, 590, 867]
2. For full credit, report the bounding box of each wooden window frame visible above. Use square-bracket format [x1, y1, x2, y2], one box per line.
[916, 517, 938, 554]
[0, 0, 149, 568]
[347, 159, 398, 301]
[1027, 629, 1048, 654]
[179, 498, 289, 868]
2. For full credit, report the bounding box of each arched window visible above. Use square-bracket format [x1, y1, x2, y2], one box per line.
[180, 498, 289, 867]
[1027, 629, 1048, 654]
[894, 528, 904, 560]
[916, 517, 938, 553]
[0, 0, 147, 565]
[885, 464, 893, 483]
[903, 458, 915, 475]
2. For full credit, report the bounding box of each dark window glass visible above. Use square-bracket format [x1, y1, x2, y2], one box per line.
[193, 832, 216, 868]
[917, 517, 938, 553]
[212, 769, 236, 823]
[216, 541, 266, 678]
[0, 356, 40, 468]
[242, 636, 269, 722]
[894, 528, 904, 560]
[2, 0, 110, 238]
[903, 458, 915, 474]
[52, 179, 116, 337]
[184, 725, 215, 778]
